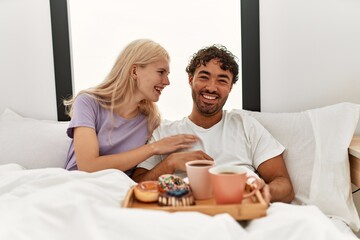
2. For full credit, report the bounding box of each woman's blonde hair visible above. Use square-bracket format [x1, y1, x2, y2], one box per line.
[64, 39, 170, 136]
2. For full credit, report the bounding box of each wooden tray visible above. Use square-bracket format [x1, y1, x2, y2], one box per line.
[122, 185, 268, 220]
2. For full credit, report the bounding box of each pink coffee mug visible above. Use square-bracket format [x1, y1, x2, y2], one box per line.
[185, 160, 214, 200]
[208, 165, 258, 204]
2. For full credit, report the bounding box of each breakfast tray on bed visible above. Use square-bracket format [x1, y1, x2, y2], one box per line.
[121, 185, 268, 220]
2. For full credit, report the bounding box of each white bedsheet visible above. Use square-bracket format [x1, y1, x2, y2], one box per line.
[0, 164, 357, 240]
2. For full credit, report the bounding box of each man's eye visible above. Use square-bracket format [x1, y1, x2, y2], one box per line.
[219, 79, 229, 84]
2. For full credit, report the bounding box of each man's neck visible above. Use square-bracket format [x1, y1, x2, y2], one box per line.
[188, 110, 223, 129]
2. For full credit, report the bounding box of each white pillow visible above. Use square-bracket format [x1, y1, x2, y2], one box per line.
[244, 102, 360, 231]
[0, 108, 71, 169]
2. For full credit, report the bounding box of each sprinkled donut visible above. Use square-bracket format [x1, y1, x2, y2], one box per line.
[158, 174, 190, 193]
[157, 174, 195, 207]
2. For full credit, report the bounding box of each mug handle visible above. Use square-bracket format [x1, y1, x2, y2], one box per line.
[242, 176, 259, 198]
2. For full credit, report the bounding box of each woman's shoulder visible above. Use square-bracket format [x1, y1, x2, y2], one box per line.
[72, 93, 103, 118]
[75, 92, 96, 102]
[74, 93, 99, 107]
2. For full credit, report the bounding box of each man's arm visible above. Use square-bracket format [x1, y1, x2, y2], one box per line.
[257, 154, 294, 203]
[132, 151, 213, 182]
[132, 157, 175, 182]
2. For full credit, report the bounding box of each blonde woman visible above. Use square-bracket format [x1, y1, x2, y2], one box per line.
[63, 39, 202, 176]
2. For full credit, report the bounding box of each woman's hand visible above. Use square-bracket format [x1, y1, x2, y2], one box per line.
[149, 134, 200, 155]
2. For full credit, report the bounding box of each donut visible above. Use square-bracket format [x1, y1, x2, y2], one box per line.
[158, 191, 195, 207]
[134, 181, 160, 203]
[158, 174, 190, 193]
[157, 174, 195, 207]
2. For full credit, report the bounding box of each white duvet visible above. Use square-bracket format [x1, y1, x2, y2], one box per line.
[0, 164, 357, 240]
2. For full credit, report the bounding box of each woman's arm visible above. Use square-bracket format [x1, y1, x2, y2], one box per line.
[73, 127, 200, 172]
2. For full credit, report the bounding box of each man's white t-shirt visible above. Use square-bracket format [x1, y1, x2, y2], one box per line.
[138, 109, 285, 178]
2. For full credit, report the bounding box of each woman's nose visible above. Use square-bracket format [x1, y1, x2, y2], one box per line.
[163, 76, 170, 86]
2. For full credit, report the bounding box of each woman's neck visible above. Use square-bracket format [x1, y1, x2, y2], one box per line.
[115, 101, 139, 119]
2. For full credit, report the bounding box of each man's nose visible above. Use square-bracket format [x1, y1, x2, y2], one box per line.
[205, 79, 217, 92]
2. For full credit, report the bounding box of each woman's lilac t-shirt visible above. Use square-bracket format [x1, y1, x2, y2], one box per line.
[64, 94, 148, 176]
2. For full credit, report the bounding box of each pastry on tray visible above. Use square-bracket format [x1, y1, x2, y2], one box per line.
[134, 180, 160, 203]
[133, 174, 195, 206]
[158, 189, 195, 207]
[158, 174, 195, 207]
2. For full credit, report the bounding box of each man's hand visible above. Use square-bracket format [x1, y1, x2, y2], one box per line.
[132, 150, 213, 183]
[166, 150, 213, 171]
[252, 178, 271, 205]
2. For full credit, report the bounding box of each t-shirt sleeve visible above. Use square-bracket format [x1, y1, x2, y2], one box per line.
[245, 115, 285, 169]
[66, 94, 98, 138]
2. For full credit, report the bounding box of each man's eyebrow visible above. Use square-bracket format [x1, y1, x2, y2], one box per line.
[198, 70, 231, 80]
[198, 70, 210, 75]
[218, 74, 230, 79]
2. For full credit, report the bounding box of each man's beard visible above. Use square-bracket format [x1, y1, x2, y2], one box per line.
[192, 89, 227, 116]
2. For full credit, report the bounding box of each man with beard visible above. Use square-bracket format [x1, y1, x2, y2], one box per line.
[132, 45, 294, 204]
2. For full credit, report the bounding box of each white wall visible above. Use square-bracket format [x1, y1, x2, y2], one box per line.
[1, 1, 358, 128]
[260, 0, 360, 134]
[0, 0, 57, 120]
[68, 0, 242, 121]
[260, 0, 360, 236]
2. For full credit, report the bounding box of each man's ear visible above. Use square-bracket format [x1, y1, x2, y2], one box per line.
[229, 82, 234, 92]
[188, 75, 193, 85]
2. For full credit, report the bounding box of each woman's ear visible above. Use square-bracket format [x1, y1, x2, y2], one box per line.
[131, 65, 137, 79]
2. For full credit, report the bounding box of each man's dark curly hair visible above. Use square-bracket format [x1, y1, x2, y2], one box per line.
[185, 44, 239, 84]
